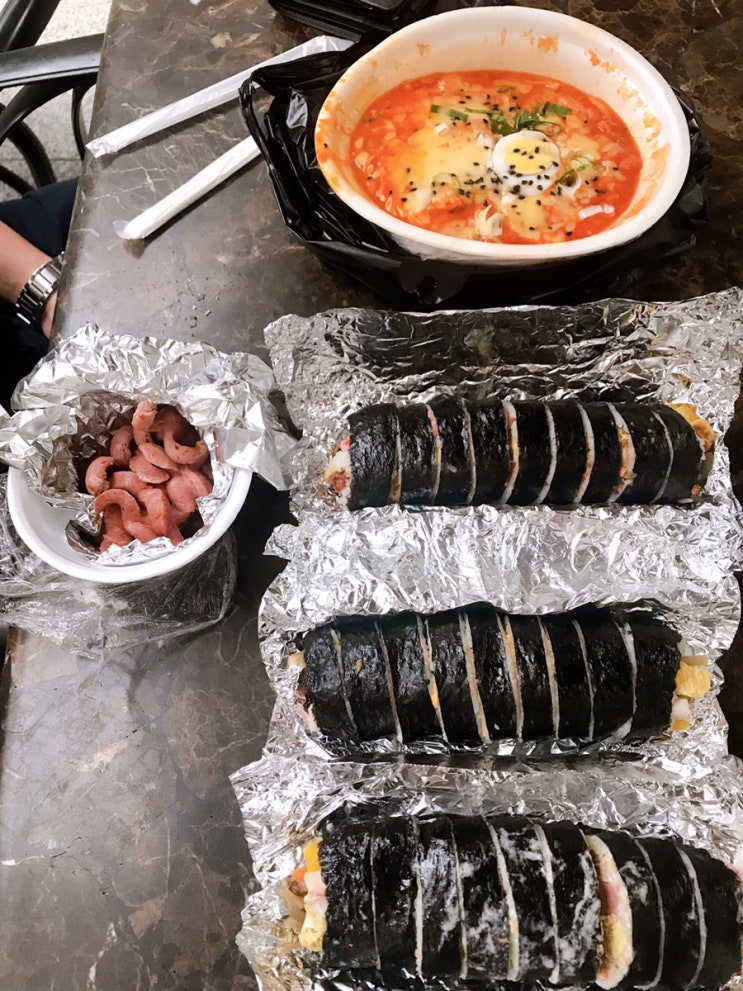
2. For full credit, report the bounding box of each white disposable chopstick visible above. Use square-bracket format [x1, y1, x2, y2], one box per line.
[87, 35, 352, 158]
[113, 136, 261, 240]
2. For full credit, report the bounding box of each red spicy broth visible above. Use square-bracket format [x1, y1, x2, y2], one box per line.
[345, 70, 643, 245]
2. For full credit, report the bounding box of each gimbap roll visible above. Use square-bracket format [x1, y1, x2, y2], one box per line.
[296, 606, 710, 751]
[468, 400, 516, 505]
[542, 822, 602, 985]
[546, 400, 593, 505]
[371, 817, 418, 977]
[289, 812, 743, 991]
[635, 836, 704, 990]
[398, 403, 437, 504]
[337, 618, 397, 740]
[323, 398, 713, 510]
[450, 817, 510, 979]
[377, 613, 439, 743]
[428, 398, 474, 506]
[508, 401, 556, 506]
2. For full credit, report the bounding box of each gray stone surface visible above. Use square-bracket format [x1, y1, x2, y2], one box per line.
[0, 0, 742, 989]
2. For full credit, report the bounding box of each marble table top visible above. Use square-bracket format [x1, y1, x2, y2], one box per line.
[0, 1, 741, 988]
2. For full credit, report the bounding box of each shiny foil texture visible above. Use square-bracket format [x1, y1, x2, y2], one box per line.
[260, 289, 743, 762]
[0, 324, 298, 564]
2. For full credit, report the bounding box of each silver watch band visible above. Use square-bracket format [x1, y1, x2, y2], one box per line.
[15, 252, 65, 327]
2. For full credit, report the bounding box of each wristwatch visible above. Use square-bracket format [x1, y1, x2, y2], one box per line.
[15, 252, 65, 327]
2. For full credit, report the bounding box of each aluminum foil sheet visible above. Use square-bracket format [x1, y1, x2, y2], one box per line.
[0, 324, 298, 565]
[230, 752, 743, 991]
[258, 288, 743, 764]
[0, 475, 238, 652]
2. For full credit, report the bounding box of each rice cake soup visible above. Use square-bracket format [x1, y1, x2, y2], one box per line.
[342, 70, 643, 245]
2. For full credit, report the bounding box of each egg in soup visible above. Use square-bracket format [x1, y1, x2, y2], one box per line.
[337, 71, 644, 245]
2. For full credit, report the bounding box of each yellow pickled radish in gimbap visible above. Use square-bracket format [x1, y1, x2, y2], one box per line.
[295, 605, 710, 752]
[284, 812, 743, 990]
[323, 398, 714, 510]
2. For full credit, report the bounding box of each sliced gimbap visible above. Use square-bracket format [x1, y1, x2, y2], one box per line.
[371, 817, 418, 977]
[546, 400, 592, 505]
[324, 398, 713, 509]
[301, 624, 357, 739]
[416, 816, 463, 977]
[591, 830, 664, 988]
[297, 606, 710, 750]
[426, 609, 480, 743]
[377, 613, 439, 743]
[540, 614, 593, 740]
[509, 614, 556, 739]
[290, 812, 742, 991]
[542, 822, 602, 984]
[428, 398, 474, 506]
[575, 615, 634, 739]
[508, 401, 556, 506]
[450, 816, 510, 979]
[336, 618, 397, 740]
[468, 400, 515, 505]
[635, 836, 704, 990]
[398, 403, 437, 504]
[488, 815, 557, 981]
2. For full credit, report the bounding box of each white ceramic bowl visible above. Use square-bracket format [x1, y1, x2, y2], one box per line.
[315, 6, 690, 266]
[6, 464, 252, 584]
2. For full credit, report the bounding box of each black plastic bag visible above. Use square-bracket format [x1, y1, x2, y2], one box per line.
[266, 0, 438, 41]
[240, 41, 712, 311]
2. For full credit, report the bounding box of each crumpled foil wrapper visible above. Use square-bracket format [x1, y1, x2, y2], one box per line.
[0, 324, 298, 565]
[0, 473, 238, 652]
[230, 752, 743, 991]
[257, 288, 743, 764]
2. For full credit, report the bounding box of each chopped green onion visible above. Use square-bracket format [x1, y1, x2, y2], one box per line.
[430, 104, 469, 121]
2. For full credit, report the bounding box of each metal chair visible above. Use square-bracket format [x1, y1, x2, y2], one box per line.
[0, 0, 103, 194]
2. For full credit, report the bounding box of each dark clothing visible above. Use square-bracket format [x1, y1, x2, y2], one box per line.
[0, 178, 77, 413]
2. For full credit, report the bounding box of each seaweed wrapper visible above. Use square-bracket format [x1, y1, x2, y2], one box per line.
[230, 752, 743, 991]
[258, 289, 743, 763]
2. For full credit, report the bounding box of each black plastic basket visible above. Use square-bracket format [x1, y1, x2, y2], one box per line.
[266, 0, 438, 40]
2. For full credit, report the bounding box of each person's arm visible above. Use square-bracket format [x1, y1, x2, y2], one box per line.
[0, 221, 58, 338]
